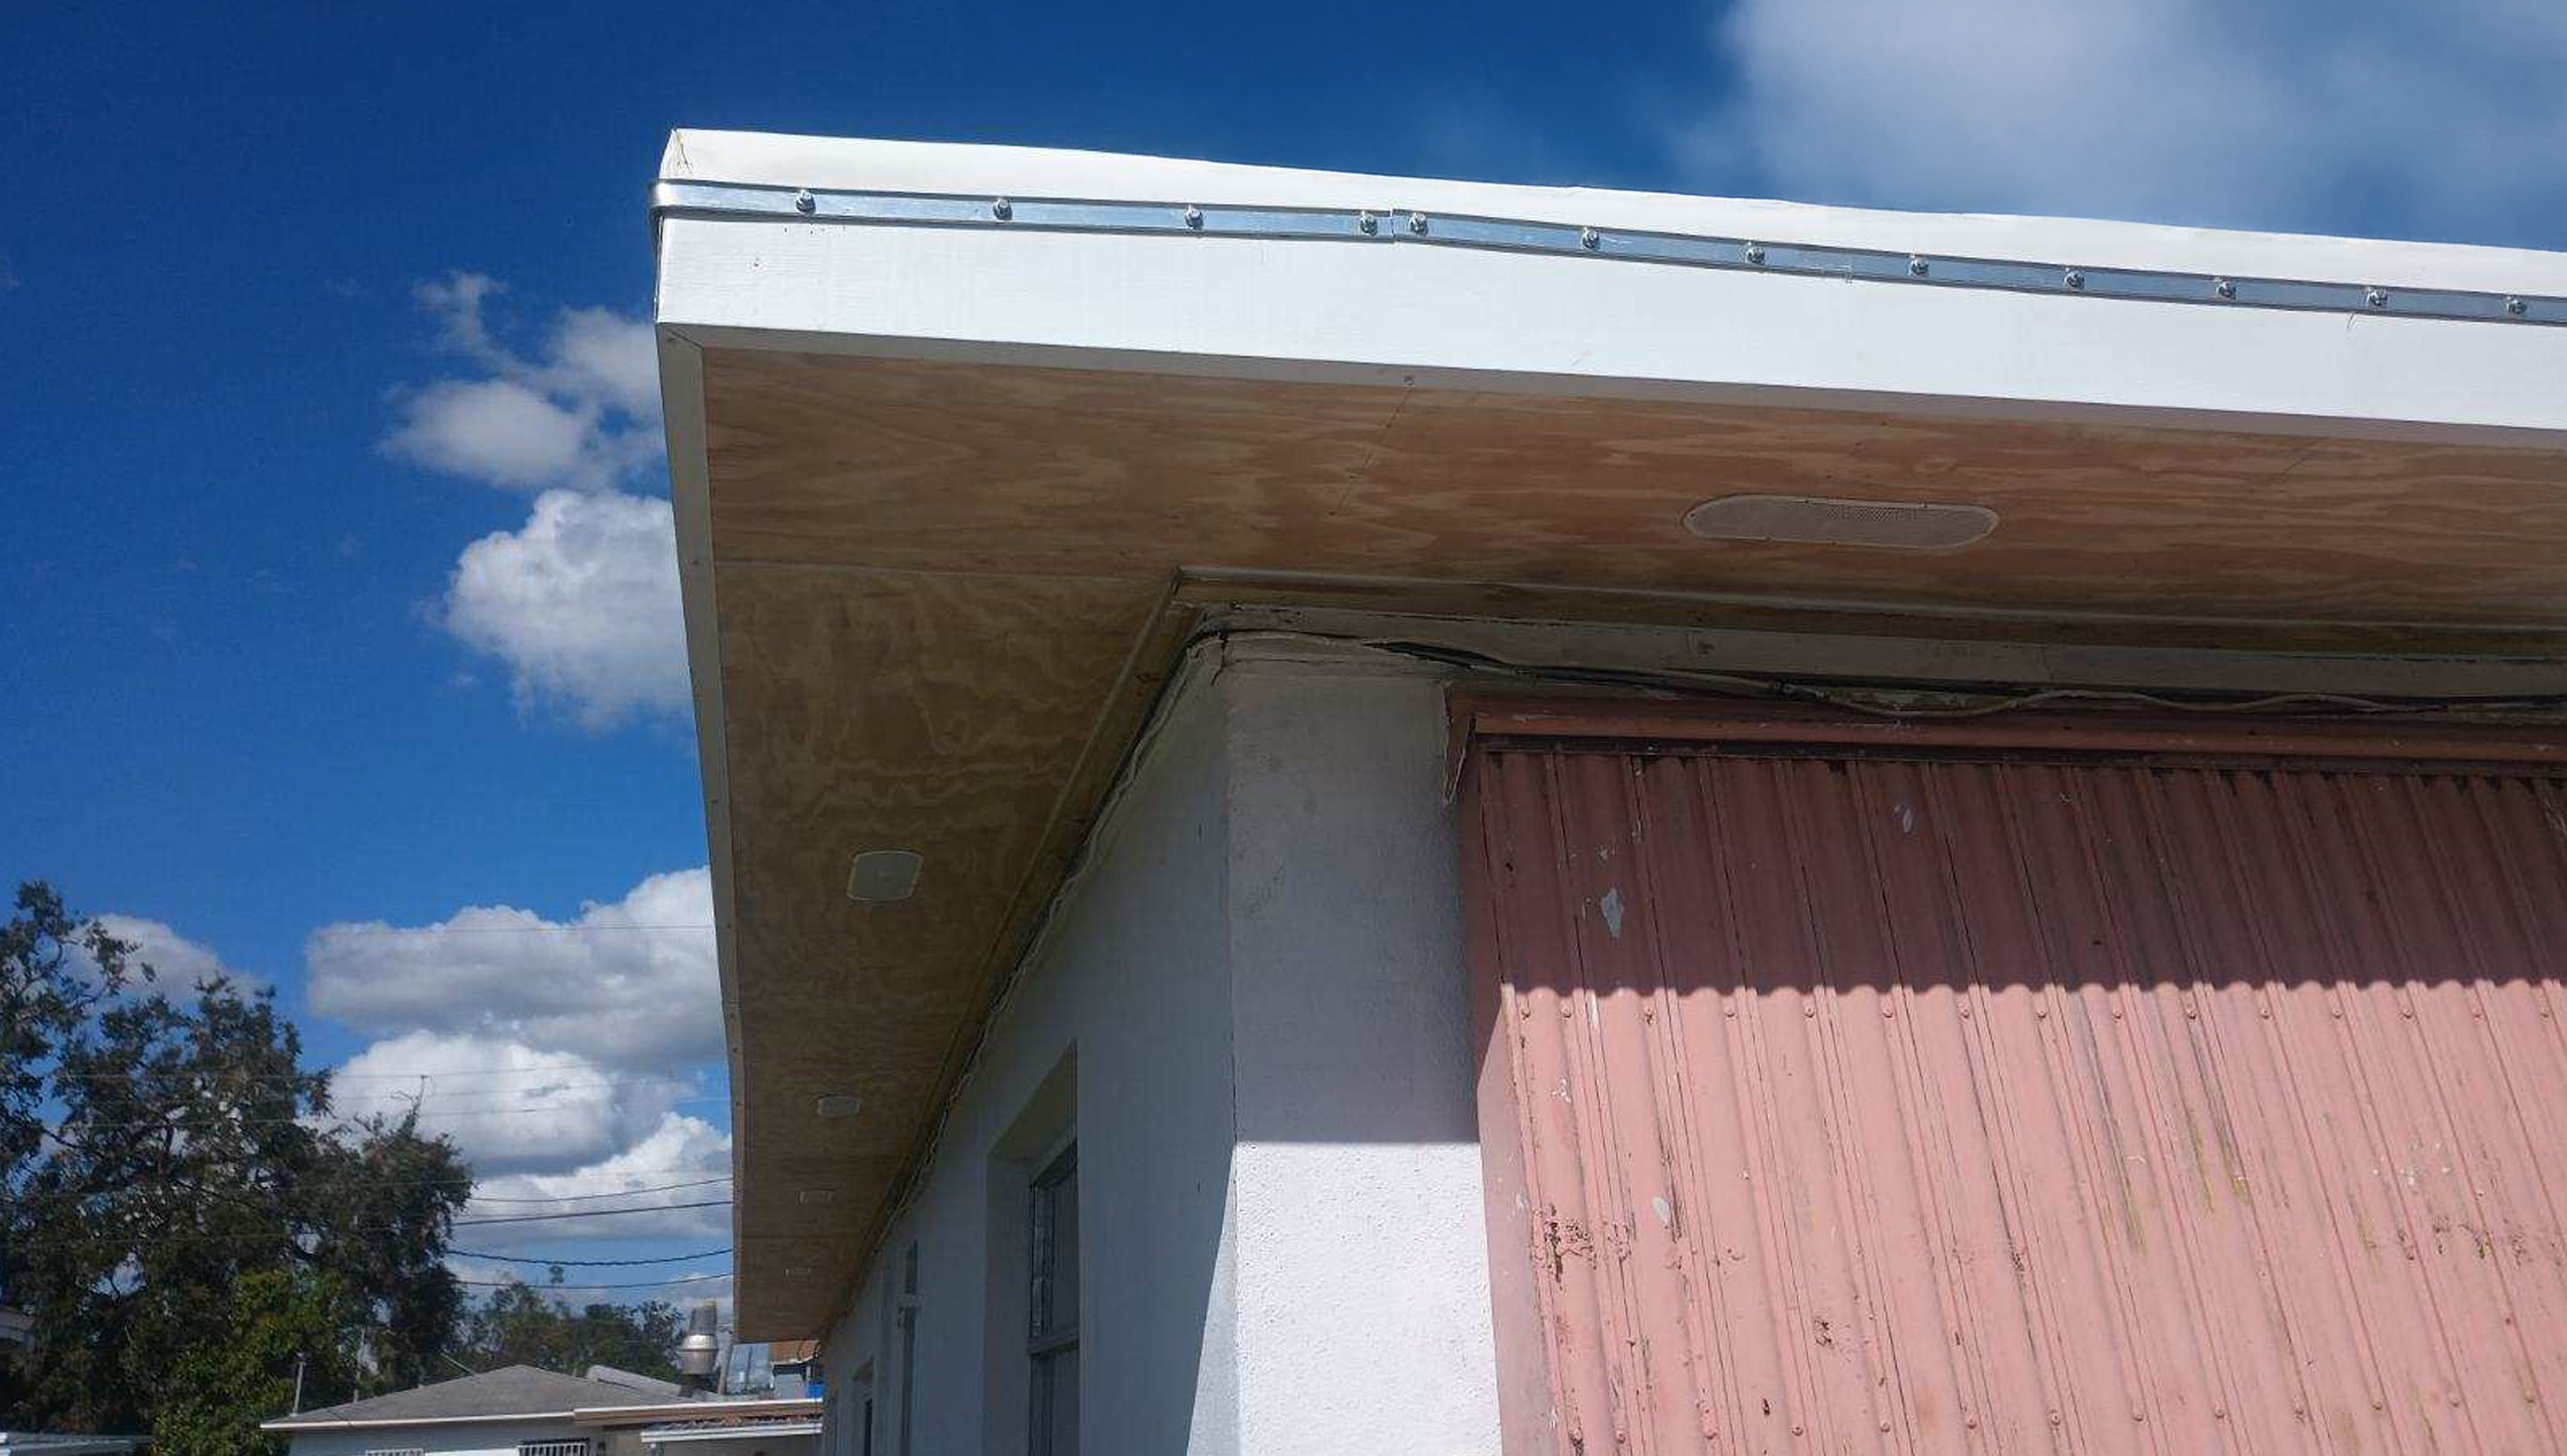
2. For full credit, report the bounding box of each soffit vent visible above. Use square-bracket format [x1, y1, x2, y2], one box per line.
[1682, 493, 1998, 550]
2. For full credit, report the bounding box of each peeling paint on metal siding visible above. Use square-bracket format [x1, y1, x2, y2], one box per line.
[1464, 727, 2567, 1455]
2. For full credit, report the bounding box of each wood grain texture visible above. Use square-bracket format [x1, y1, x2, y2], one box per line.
[711, 560, 1162, 1334]
[705, 349, 2567, 644]
[700, 341, 2567, 1335]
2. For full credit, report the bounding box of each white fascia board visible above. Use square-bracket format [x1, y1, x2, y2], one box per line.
[655, 214, 2567, 444]
[660, 130, 2567, 297]
[654, 132, 2567, 444]
[257, 1411, 576, 1432]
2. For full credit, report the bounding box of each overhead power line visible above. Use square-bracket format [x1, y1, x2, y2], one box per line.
[449, 1246, 732, 1267]
[467, 1176, 731, 1205]
[311, 923, 715, 937]
[55, 1094, 725, 1134]
[452, 1272, 733, 1290]
[49, 1065, 719, 1085]
[454, 1198, 731, 1227]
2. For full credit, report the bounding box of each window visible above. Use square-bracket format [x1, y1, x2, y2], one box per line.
[896, 1241, 919, 1456]
[518, 1443, 588, 1456]
[1027, 1141, 1079, 1456]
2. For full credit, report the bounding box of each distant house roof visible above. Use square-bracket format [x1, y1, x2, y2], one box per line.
[262, 1366, 671, 1431]
[768, 1340, 819, 1368]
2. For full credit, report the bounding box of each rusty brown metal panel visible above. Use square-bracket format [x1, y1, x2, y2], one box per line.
[1461, 713, 2567, 1455]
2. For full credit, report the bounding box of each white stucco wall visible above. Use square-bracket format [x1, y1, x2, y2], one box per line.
[282, 1417, 583, 1456]
[1222, 661, 1499, 1455]
[818, 673, 1242, 1456]
[814, 651, 1497, 1455]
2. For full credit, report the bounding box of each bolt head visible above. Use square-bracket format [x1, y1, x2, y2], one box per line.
[2216, 278, 2238, 299]
[1908, 255, 1930, 277]
[794, 189, 816, 215]
[1745, 244, 1766, 265]
[991, 197, 1012, 221]
[1409, 211, 1429, 235]
[1183, 204, 1204, 229]
[1357, 210, 1377, 235]
[2065, 268, 2086, 290]
[1579, 226, 1599, 250]
[2507, 296, 2529, 316]
[2368, 286, 2389, 307]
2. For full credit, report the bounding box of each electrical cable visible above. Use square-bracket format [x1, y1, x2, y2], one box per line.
[447, 1246, 730, 1266]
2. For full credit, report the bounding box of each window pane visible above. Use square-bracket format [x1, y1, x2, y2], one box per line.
[1050, 1162, 1079, 1332]
[1047, 1347, 1079, 1456]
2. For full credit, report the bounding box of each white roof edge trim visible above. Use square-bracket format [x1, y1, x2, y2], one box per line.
[257, 1410, 578, 1432]
[635, 1421, 825, 1443]
[659, 130, 2567, 297]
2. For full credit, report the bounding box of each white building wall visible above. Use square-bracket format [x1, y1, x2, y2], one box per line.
[1222, 661, 1500, 1456]
[283, 1418, 582, 1456]
[815, 652, 1498, 1455]
[818, 676, 1241, 1456]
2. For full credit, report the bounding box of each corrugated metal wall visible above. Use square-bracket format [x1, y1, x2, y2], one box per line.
[1463, 731, 2567, 1455]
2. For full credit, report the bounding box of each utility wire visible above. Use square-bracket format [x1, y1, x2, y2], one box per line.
[48, 1066, 714, 1086]
[56, 1095, 725, 1134]
[311, 924, 715, 937]
[448, 1246, 731, 1266]
[452, 1272, 732, 1290]
[454, 1199, 731, 1227]
[466, 1177, 731, 1205]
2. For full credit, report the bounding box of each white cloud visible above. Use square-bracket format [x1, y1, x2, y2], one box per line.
[383, 273, 661, 494]
[387, 379, 606, 491]
[61, 913, 247, 991]
[334, 1032, 694, 1175]
[460, 1113, 735, 1240]
[306, 867, 718, 1071]
[442, 487, 688, 728]
[1678, 0, 2567, 244]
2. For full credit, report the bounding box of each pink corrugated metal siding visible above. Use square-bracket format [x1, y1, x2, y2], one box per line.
[1463, 732, 2567, 1455]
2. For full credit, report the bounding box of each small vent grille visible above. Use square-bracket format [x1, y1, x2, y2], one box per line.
[1682, 493, 1997, 550]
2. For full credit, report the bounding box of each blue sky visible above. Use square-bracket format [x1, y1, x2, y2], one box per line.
[6, 0, 2563, 1314]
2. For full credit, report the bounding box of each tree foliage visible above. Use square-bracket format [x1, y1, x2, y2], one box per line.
[462, 1271, 685, 1383]
[0, 882, 475, 1443]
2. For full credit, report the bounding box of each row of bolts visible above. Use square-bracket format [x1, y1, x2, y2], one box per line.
[782, 188, 2535, 317]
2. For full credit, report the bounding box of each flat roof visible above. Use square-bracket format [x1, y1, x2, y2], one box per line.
[652, 130, 2567, 1336]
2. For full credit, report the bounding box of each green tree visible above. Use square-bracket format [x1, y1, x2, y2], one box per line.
[1, 882, 146, 1200]
[464, 1272, 685, 1382]
[153, 1268, 359, 1456]
[0, 882, 475, 1435]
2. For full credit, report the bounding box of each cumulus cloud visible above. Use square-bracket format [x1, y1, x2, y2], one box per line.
[65, 913, 248, 990]
[384, 274, 687, 730]
[460, 1113, 735, 1241]
[334, 1031, 696, 1175]
[1677, 0, 2567, 244]
[442, 488, 688, 728]
[383, 274, 662, 494]
[306, 867, 718, 1071]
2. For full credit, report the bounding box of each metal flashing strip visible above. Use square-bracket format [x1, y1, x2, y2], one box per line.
[652, 180, 2567, 327]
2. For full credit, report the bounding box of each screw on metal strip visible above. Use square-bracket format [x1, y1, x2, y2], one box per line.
[647, 181, 2567, 327]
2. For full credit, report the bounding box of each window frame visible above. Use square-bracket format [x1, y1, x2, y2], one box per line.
[1025, 1139, 1079, 1456]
